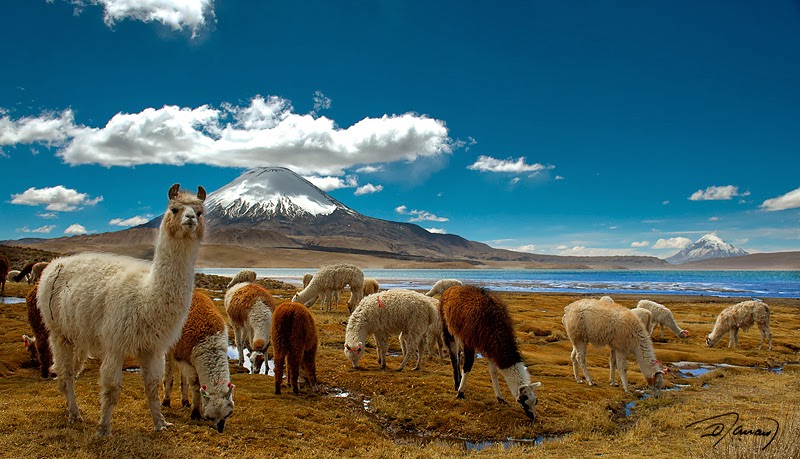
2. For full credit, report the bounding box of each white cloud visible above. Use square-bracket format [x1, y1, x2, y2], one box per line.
[304, 175, 358, 192]
[689, 185, 743, 201]
[312, 90, 331, 113]
[11, 186, 103, 211]
[652, 237, 693, 249]
[16, 225, 56, 234]
[5, 96, 451, 176]
[468, 155, 553, 174]
[37, 212, 58, 219]
[662, 200, 670, 205]
[709, 216, 720, 222]
[66, 0, 213, 36]
[761, 187, 800, 211]
[395, 205, 448, 222]
[515, 244, 537, 253]
[354, 183, 383, 195]
[425, 227, 447, 234]
[631, 241, 650, 248]
[510, 177, 520, 185]
[65, 224, 88, 235]
[356, 165, 383, 174]
[0, 109, 78, 147]
[555, 175, 564, 180]
[109, 216, 150, 227]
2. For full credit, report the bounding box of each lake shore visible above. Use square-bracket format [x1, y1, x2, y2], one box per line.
[1, 281, 799, 458]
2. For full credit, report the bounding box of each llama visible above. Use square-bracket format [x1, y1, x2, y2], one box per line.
[225, 276, 277, 373]
[439, 285, 541, 420]
[363, 278, 380, 296]
[271, 302, 319, 395]
[400, 300, 447, 360]
[0, 255, 9, 294]
[426, 279, 462, 297]
[636, 299, 689, 339]
[293, 263, 365, 312]
[706, 300, 772, 350]
[163, 291, 234, 433]
[25, 284, 53, 378]
[562, 298, 665, 395]
[30, 262, 49, 285]
[343, 289, 436, 371]
[7, 270, 21, 282]
[630, 307, 653, 333]
[14, 261, 36, 284]
[22, 334, 39, 367]
[227, 269, 256, 289]
[37, 183, 206, 436]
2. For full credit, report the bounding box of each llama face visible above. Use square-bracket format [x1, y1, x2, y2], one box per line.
[344, 342, 363, 368]
[516, 382, 540, 420]
[647, 372, 665, 397]
[163, 184, 206, 240]
[200, 382, 235, 433]
[249, 350, 266, 374]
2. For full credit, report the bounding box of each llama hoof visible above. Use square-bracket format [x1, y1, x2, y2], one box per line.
[587, 381, 596, 386]
[497, 397, 508, 405]
[610, 382, 619, 387]
[161, 399, 171, 407]
[67, 412, 84, 423]
[155, 421, 173, 432]
[95, 425, 111, 437]
[181, 400, 191, 408]
[456, 392, 465, 399]
[191, 409, 202, 420]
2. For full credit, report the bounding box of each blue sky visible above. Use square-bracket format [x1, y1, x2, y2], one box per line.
[1, 0, 799, 257]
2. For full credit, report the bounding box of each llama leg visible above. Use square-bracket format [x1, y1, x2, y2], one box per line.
[569, 346, 583, 383]
[456, 348, 475, 398]
[758, 324, 772, 351]
[274, 353, 284, 394]
[411, 336, 424, 371]
[234, 328, 245, 366]
[574, 342, 594, 386]
[487, 361, 506, 404]
[180, 371, 190, 407]
[614, 351, 629, 392]
[140, 352, 171, 432]
[376, 334, 389, 369]
[96, 355, 124, 436]
[609, 351, 618, 386]
[181, 367, 202, 419]
[730, 328, 739, 349]
[396, 334, 414, 372]
[51, 336, 83, 422]
[36, 337, 53, 379]
[288, 351, 303, 394]
[659, 323, 665, 338]
[162, 353, 174, 407]
[302, 348, 318, 391]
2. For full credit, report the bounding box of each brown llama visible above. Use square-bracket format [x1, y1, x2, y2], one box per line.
[271, 302, 318, 395]
[25, 284, 53, 378]
[439, 285, 541, 420]
[163, 291, 234, 432]
[14, 260, 36, 283]
[0, 255, 9, 294]
[225, 280, 277, 374]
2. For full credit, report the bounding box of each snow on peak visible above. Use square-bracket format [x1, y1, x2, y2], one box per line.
[666, 233, 748, 264]
[205, 167, 345, 218]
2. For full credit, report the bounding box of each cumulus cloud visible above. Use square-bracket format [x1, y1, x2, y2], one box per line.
[11, 186, 103, 211]
[761, 187, 800, 211]
[0, 109, 78, 147]
[4, 96, 452, 176]
[65, 224, 88, 235]
[354, 183, 383, 195]
[425, 228, 447, 234]
[515, 244, 537, 253]
[356, 165, 383, 174]
[689, 185, 748, 201]
[304, 175, 358, 192]
[652, 237, 693, 249]
[16, 225, 56, 234]
[631, 241, 650, 248]
[109, 216, 150, 227]
[312, 91, 331, 114]
[468, 155, 553, 174]
[65, 0, 214, 36]
[395, 205, 448, 222]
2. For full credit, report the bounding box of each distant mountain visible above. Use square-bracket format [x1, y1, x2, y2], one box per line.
[666, 234, 749, 264]
[3, 167, 670, 269]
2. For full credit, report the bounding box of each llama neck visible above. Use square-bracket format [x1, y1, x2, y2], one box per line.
[663, 313, 685, 337]
[499, 362, 531, 397]
[707, 317, 728, 345]
[632, 326, 660, 378]
[195, 333, 231, 387]
[344, 315, 368, 346]
[295, 284, 321, 304]
[149, 229, 200, 312]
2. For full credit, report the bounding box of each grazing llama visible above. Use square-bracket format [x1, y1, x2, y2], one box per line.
[271, 302, 319, 395]
[225, 273, 277, 374]
[706, 300, 772, 350]
[37, 183, 206, 436]
[439, 285, 541, 420]
[293, 263, 365, 312]
[0, 255, 9, 294]
[25, 284, 53, 378]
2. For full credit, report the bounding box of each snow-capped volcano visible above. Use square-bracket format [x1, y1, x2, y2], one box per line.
[666, 233, 749, 264]
[204, 167, 354, 228]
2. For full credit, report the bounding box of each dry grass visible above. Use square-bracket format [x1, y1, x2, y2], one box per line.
[2, 281, 799, 458]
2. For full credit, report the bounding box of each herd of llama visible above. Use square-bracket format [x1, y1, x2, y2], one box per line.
[2, 183, 779, 438]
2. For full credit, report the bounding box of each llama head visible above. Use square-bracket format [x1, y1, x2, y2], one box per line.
[344, 342, 363, 368]
[680, 329, 690, 338]
[516, 382, 541, 420]
[199, 381, 235, 433]
[162, 183, 206, 240]
[705, 334, 718, 347]
[647, 371, 665, 397]
[249, 350, 266, 374]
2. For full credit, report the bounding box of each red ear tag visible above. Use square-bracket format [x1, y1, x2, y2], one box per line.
[201, 385, 207, 391]
[377, 297, 385, 308]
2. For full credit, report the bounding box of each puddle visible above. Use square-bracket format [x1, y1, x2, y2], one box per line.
[0, 297, 25, 305]
[227, 346, 274, 376]
[463, 435, 562, 451]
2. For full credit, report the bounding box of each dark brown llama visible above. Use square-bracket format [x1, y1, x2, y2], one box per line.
[271, 302, 318, 395]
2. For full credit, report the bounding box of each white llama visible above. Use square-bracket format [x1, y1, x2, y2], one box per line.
[37, 183, 206, 436]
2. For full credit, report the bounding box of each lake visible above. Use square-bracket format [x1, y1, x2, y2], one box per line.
[197, 268, 800, 299]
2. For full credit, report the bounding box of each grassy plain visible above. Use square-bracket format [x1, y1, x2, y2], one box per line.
[1, 279, 799, 458]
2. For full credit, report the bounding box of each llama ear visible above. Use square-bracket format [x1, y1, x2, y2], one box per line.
[169, 183, 180, 200]
[197, 186, 206, 201]
[227, 382, 235, 397]
[531, 382, 542, 388]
